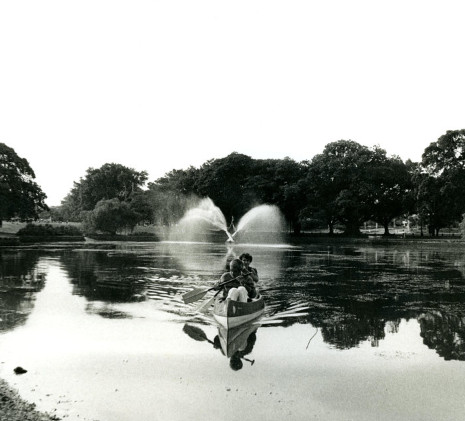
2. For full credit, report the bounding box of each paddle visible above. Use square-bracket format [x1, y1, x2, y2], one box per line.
[182, 324, 214, 345]
[182, 272, 250, 304]
[197, 289, 222, 314]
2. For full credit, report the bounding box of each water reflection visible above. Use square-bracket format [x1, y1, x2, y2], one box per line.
[419, 311, 465, 360]
[258, 244, 465, 357]
[2, 242, 465, 362]
[183, 322, 258, 370]
[215, 324, 258, 370]
[0, 250, 46, 331]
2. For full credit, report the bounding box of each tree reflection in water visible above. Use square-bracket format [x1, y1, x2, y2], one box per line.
[419, 312, 465, 360]
[2, 243, 465, 361]
[0, 250, 45, 331]
[260, 244, 465, 359]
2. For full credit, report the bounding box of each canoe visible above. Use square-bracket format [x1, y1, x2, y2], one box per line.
[213, 294, 265, 329]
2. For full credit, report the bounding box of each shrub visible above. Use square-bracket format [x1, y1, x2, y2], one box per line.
[17, 223, 83, 237]
[82, 199, 139, 235]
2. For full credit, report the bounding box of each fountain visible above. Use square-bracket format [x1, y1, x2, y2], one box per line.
[232, 204, 286, 244]
[169, 198, 286, 244]
[168, 198, 233, 242]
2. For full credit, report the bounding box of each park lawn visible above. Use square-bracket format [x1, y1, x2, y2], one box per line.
[0, 222, 25, 235]
[0, 221, 82, 236]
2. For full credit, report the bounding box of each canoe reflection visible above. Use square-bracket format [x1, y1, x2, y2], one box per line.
[215, 323, 258, 371]
[182, 322, 258, 370]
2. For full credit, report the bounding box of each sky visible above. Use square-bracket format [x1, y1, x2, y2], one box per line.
[1, 1, 465, 206]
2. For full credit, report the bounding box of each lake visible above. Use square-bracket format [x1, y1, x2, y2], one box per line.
[1, 240, 465, 421]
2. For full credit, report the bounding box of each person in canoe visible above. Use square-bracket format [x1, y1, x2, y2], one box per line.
[215, 258, 256, 302]
[239, 253, 259, 283]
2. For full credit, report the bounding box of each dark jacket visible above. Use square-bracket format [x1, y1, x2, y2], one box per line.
[219, 272, 256, 299]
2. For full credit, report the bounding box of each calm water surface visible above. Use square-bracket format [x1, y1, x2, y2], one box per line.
[1, 240, 465, 421]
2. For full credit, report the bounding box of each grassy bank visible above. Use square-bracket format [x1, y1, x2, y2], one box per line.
[1, 221, 463, 245]
[0, 222, 82, 236]
[0, 378, 59, 421]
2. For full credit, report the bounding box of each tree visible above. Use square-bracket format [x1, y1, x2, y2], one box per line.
[413, 170, 460, 236]
[420, 129, 465, 232]
[194, 153, 255, 223]
[304, 141, 413, 235]
[129, 191, 155, 225]
[82, 198, 140, 235]
[361, 150, 413, 235]
[306, 140, 375, 235]
[0, 143, 48, 226]
[422, 129, 465, 174]
[153, 166, 199, 194]
[147, 166, 201, 225]
[61, 163, 148, 218]
[243, 158, 308, 233]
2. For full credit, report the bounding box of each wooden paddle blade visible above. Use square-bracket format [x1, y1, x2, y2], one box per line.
[197, 295, 215, 314]
[182, 287, 209, 304]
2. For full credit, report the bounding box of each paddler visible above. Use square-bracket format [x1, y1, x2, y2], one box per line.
[215, 258, 256, 302]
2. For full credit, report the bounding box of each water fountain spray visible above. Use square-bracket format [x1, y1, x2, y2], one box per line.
[172, 198, 285, 244]
[177, 198, 234, 242]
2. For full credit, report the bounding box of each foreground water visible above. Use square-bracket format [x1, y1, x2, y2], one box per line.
[0, 240, 465, 420]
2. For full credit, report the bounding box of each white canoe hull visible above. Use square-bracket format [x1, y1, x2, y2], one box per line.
[213, 295, 265, 329]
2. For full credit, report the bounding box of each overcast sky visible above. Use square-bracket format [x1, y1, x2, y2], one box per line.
[1, 1, 464, 206]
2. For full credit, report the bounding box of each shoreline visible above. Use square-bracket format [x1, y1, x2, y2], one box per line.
[0, 378, 60, 421]
[1, 221, 463, 246]
[1, 232, 464, 247]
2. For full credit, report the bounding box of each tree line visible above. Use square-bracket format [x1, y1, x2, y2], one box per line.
[2, 129, 465, 236]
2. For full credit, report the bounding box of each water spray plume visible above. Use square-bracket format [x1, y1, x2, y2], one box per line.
[170, 198, 285, 243]
[173, 198, 234, 242]
[233, 204, 285, 240]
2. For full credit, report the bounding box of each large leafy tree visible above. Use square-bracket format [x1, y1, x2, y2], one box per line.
[129, 191, 155, 225]
[153, 167, 199, 194]
[148, 156, 306, 230]
[194, 153, 255, 223]
[361, 149, 413, 235]
[306, 140, 374, 235]
[244, 158, 308, 233]
[82, 198, 140, 235]
[0, 143, 48, 226]
[62, 163, 148, 218]
[413, 172, 459, 236]
[422, 129, 465, 174]
[147, 166, 200, 225]
[420, 129, 465, 233]
[412, 151, 462, 237]
[305, 141, 411, 235]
